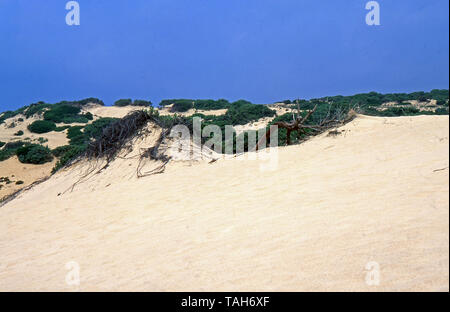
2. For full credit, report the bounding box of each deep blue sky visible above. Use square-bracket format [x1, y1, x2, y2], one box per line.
[0, 0, 448, 111]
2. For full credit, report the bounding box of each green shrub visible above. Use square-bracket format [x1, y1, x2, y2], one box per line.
[43, 105, 81, 123]
[171, 100, 193, 112]
[84, 112, 94, 120]
[50, 118, 118, 173]
[0, 141, 27, 161]
[3, 141, 26, 150]
[160, 99, 230, 111]
[16, 144, 53, 164]
[114, 99, 132, 107]
[435, 107, 449, 115]
[14, 130, 24, 136]
[66, 126, 85, 146]
[27, 120, 56, 133]
[61, 115, 89, 124]
[52, 145, 85, 173]
[0, 149, 14, 161]
[54, 125, 70, 132]
[364, 106, 421, 117]
[24, 102, 52, 118]
[132, 100, 152, 107]
[70, 97, 104, 106]
[67, 126, 84, 139]
[0, 106, 28, 124]
[0, 141, 5, 148]
[15, 180, 24, 185]
[0, 176, 12, 184]
[51, 145, 73, 157]
[83, 117, 118, 139]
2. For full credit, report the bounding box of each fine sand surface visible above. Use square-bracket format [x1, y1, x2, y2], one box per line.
[0, 156, 56, 199]
[0, 115, 448, 291]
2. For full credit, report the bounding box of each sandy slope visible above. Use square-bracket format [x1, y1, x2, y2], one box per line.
[0, 116, 66, 199]
[0, 156, 56, 199]
[0, 115, 448, 291]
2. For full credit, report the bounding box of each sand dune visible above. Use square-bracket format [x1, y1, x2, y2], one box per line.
[0, 156, 55, 199]
[0, 115, 448, 291]
[0, 115, 68, 149]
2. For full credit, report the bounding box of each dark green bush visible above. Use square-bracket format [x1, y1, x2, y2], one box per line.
[132, 100, 152, 107]
[51, 118, 118, 173]
[14, 130, 24, 136]
[0, 141, 5, 148]
[66, 126, 85, 146]
[194, 99, 230, 110]
[16, 144, 53, 164]
[73, 97, 104, 106]
[435, 107, 449, 115]
[83, 118, 118, 139]
[43, 105, 81, 123]
[54, 125, 70, 132]
[114, 99, 132, 107]
[67, 126, 84, 139]
[24, 102, 52, 118]
[0, 149, 14, 161]
[52, 145, 85, 173]
[3, 141, 26, 150]
[15, 180, 24, 185]
[51, 145, 73, 157]
[171, 100, 193, 112]
[27, 120, 56, 133]
[159, 99, 230, 112]
[60, 115, 89, 124]
[220, 100, 275, 125]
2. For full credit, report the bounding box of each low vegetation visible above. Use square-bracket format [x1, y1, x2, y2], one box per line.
[16, 144, 53, 165]
[43, 105, 93, 123]
[0, 90, 448, 177]
[0, 98, 103, 125]
[51, 117, 119, 173]
[28, 120, 56, 134]
[0, 141, 26, 161]
[282, 89, 449, 117]
[159, 99, 230, 112]
[114, 99, 152, 107]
